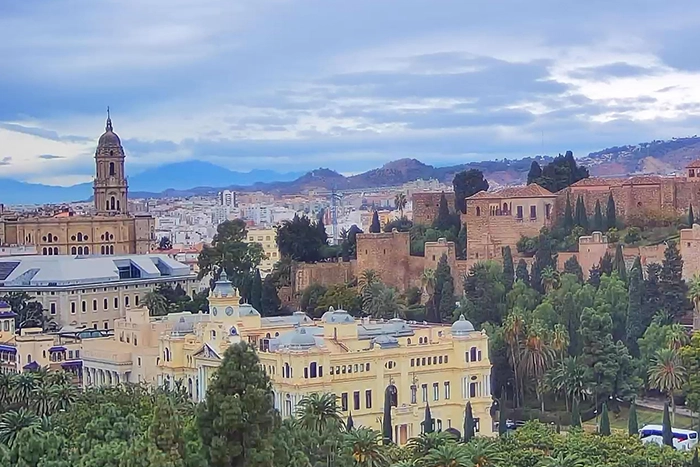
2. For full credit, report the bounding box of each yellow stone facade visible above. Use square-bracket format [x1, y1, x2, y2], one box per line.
[246, 228, 280, 274]
[0, 114, 155, 255]
[80, 273, 494, 442]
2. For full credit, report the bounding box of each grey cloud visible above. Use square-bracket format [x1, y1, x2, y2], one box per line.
[0, 123, 91, 143]
[569, 62, 657, 80]
[38, 154, 65, 160]
[0, 156, 11, 166]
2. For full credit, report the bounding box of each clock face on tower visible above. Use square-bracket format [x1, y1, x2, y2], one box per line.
[225, 306, 234, 316]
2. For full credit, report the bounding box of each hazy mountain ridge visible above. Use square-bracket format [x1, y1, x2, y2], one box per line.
[4, 137, 700, 205]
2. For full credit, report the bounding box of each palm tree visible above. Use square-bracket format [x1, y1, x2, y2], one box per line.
[538, 452, 585, 467]
[407, 431, 453, 458]
[395, 193, 408, 219]
[666, 324, 689, 350]
[421, 269, 436, 304]
[463, 437, 505, 467]
[519, 325, 554, 411]
[390, 461, 415, 467]
[343, 427, 388, 467]
[31, 384, 54, 417]
[11, 372, 37, 405]
[549, 324, 569, 361]
[45, 370, 73, 387]
[295, 393, 343, 434]
[0, 373, 12, 409]
[359, 270, 380, 292]
[50, 383, 78, 413]
[0, 409, 41, 447]
[649, 348, 687, 424]
[422, 443, 471, 467]
[541, 267, 560, 294]
[504, 310, 525, 407]
[689, 275, 700, 330]
[549, 356, 588, 412]
[143, 291, 169, 316]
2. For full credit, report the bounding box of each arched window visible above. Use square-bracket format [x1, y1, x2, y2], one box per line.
[48, 248, 53, 256]
[110, 196, 115, 211]
[109, 245, 114, 255]
[476, 206, 481, 216]
[77, 233, 83, 242]
[84, 246, 89, 254]
[470, 347, 478, 362]
[109, 162, 115, 176]
[116, 200, 120, 211]
[54, 247, 58, 255]
[71, 246, 77, 255]
[164, 348, 171, 362]
[106, 200, 110, 211]
[101, 246, 105, 255]
[47, 233, 53, 243]
[42, 247, 47, 255]
[77, 246, 83, 255]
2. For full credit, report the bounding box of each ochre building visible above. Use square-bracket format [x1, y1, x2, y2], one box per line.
[0, 114, 156, 256]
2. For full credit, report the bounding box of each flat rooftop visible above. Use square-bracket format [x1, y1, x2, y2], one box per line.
[0, 254, 193, 287]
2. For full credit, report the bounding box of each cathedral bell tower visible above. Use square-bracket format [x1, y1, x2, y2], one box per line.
[94, 108, 128, 215]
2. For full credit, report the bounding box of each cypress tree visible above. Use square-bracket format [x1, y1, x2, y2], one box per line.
[626, 257, 644, 356]
[662, 402, 673, 446]
[613, 244, 627, 282]
[457, 223, 467, 260]
[593, 199, 604, 232]
[563, 193, 574, 233]
[434, 192, 453, 231]
[600, 252, 614, 276]
[563, 256, 584, 283]
[250, 269, 263, 312]
[502, 246, 514, 291]
[571, 399, 581, 428]
[527, 160, 542, 185]
[660, 240, 691, 321]
[370, 211, 381, 233]
[464, 402, 475, 442]
[382, 386, 393, 443]
[599, 402, 611, 436]
[588, 265, 602, 288]
[515, 259, 530, 286]
[346, 413, 354, 431]
[574, 195, 589, 232]
[498, 401, 508, 436]
[423, 402, 434, 434]
[606, 193, 616, 231]
[690, 204, 696, 227]
[628, 400, 639, 436]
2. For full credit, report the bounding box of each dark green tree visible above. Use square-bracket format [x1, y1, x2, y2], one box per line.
[434, 254, 455, 322]
[662, 402, 673, 446]
[659, 240, 692, 321]
[690, 205, 696, 227]
[158, 236, 172, 250]
[276, 214, 328, 263]
[346, 225, 363, 260]
[563, 193, 574, 233]
[423, 402, 433, 434]
[197, 343, 276, 467]
[457, 223, 467, 260]
[250, 269, 263, 312]
[515, 259, 530, 286]
[529, 151, 589, 193]
[462, 261, 507, 326]
[571, 399, 581, 428]
[369, 211, 381, 233]
[261, 275, 281, 316]
[498, 401, 508, 436]
[593, 200, 604, 232]
[626, 257, 644, 356]
[346, 413, 354, 431]
[606, 193, 617, 231]
[643, 263, 663, 329]
[502, 246, 515, 291]
[628, 400, 638, 435]
[588, 265, 602, 288]
[574, 195, 589, 233]
[530, 232, 557, 294]
[599, 402, 610, 436]
[382, 386, 393, 444]
[453, 169, 489, 214]
[527, 161, 542, 185]
[149, 396, 186, 463]
[463, 402, 475, 442]
[600, 252, 614, 276]
[197, 220, 265, 285]
[613, 244, 627, 283]
[433, 192, 454, 231]
[563, 256, 584, 283]
[692, 448, 699, 467]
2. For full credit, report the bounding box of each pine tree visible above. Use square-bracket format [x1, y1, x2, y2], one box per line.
[628, 400, 639, 435]
[434, 192, 453, 231]
[593, 200, 604, 232]
[457, 224, 467, 260]
[197, 343, 276, 467]
[464, 402, 475, 442]
[690, 204, 696, 227]
[571, 399, 581, 428]
[423, 402, 434, 434]
[515, 259, 530, 286]
[563, 193, 574, 233]
[563, 256, 584, 283]
[588, 265, 602, 288]
[382, 386, 393, 443]
[370, 211, 381, 233]
[606, 193, 617, 231]
[250, 269, 263, 312]
[600, 252, 614, 276]
[662, 402, 673, 446]
[599, 402, 611, 436]
[149, 396, 186, 462]
[613, 244, 627, 282]
[502, 246, 514, 291]
[660, 240, 691, 321]
[498, 401, 508, 436]
[626, 257, 644, 356]
[527, 161, 542, 185]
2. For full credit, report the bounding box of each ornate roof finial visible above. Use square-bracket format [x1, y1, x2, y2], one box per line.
[106, 106, 113, 132]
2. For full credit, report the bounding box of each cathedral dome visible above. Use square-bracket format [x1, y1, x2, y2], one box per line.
[98, 115, 121, 147]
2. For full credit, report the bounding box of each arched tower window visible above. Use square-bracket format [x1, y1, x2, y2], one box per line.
[110, 196, 115, 211]
[109, 162, 115, 176]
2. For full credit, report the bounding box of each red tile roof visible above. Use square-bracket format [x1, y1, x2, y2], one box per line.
[687, 159, 700, 168]
[467, 183, 555, 200]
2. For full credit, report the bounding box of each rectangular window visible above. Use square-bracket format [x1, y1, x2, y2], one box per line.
[341, 393, 348, 411]
[421, 384, 428, 403]
[365, 390, 372, 409]
[103, 298, 108, 310]
[135, 295, 139, 306]
[545, 204, 551, 220]
[444, 382, 451, 400]
[433, 383, 439, 401]
[114, 297, 118, 309]
[81, 301, 86, 313]
[125, 296, 130, 307]
[411, 358, 415, 367]
[353, 391, 360, 411]
[68, 350, 73, 359]
[692, 169, 696, 177]
[93, 299, 97, 311]
[50, 303, 56, 315]
[516, 205, 523, 219]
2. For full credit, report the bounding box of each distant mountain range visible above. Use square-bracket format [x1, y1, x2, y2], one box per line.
[3, 137, 700, 205]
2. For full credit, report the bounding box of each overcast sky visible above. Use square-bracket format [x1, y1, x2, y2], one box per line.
[2, 0, 700, 185]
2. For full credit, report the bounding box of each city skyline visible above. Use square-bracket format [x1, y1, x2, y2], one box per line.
[3, 1, 700, 186]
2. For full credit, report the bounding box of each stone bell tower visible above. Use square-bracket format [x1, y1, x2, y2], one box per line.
[94, 108, 128, 215]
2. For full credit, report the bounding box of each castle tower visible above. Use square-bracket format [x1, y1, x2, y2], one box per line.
[94, 109, 128, 215]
